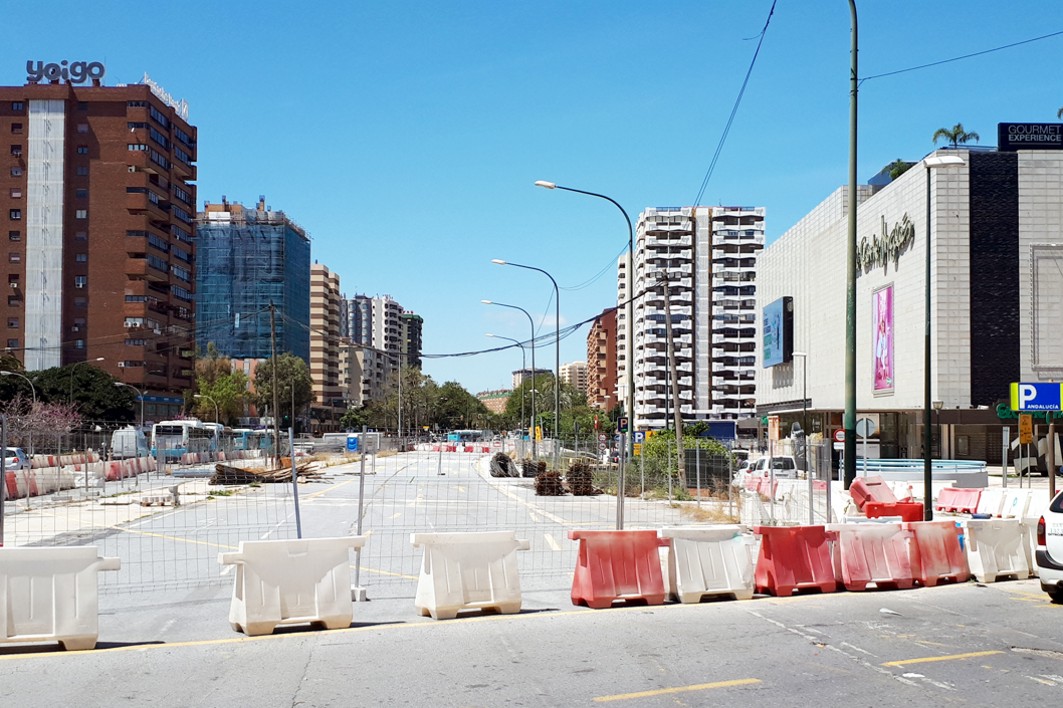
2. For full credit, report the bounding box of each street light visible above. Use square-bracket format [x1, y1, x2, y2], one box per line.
[535, 179, 634, 529]
[68, 356, 105, 403]
[486, 333, 527, 454]
[492, 258, 560, 465]
[1, 370, 37, 455]
[194, 393, 219, 423]
[114, 381, 144, 431]
[483, 299, 536, 460]
[844, 0, 859, 490]
[922, 153, 965, 521]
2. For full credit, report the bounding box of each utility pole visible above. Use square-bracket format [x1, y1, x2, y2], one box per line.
[660, 273, 683, 479]
[270, 302, 281, 468]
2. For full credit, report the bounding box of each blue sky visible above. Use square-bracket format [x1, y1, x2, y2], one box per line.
[10, 1, 1063, 394]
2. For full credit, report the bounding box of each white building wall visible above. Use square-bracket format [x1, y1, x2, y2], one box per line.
[24, 99, 66, 371]
[1018, 151, 1063, 380]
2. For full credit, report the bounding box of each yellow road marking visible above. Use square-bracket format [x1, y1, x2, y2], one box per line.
[883, 650, 1003, 667]
[109, 526, 236, 551]
[593, 678, 761, 702]
[349, 564, 418, 580]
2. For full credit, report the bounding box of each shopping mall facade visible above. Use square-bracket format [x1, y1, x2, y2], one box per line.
[755, 126, 1063, 468]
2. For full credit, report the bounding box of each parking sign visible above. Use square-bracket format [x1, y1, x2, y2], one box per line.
[1010, 382, 1063, 412]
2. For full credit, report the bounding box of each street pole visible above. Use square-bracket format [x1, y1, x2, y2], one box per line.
[535, 180, 634, 528]
[844, 0, 858, 490]
[491, 259, 561, 469]
[483, 300, 536, 460]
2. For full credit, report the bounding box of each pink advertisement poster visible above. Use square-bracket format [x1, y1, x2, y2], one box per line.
[873, 284, 894, 393]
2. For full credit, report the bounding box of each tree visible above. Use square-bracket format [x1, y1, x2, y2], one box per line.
[338, 406, 371, 431]
[0, 393, 82, 454]
[886, 158, 914, 180]
[193, 344, 249, 425]
[252, 353, 314, 425]
[932, 123, 980, 148]
[7, 364, 133, 423]
[1057, 107, 1063, 119]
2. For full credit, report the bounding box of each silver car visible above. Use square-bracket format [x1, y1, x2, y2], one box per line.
[3, 446, 29, 472]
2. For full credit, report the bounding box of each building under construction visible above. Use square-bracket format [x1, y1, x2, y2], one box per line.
[194, 197, 310, 362]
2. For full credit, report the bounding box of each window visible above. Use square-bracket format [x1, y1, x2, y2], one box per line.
[78, 101, 88, 111]
[75, 253, 87, 263]
[75, 209, 87, 219]
[10, 123, 22, 134]
[72, 317, 85, 331]
[8, 231, 19, 241]
[76, 145, 89, 155]
[8, 252, 19, 263]
[127, 121, 146, 130]
[6, 296, 18, 307]
[11, 102, 23, 112]
[9, 209, 20, 220]
[75, 165, 88, 176]
[6, 317, 17, 328]
[74, 297, 86, 308]
[128, 143, 148, 151]
[10, 167, 21, 177]
[6, 339, 17, 350]
[74, 275, 87, 289]
[10, 145, 21, 157]
[75, 188, 88, 199]
[77, 123, 89, 133]
[74, 339, 85, 350]
[127, 100, 146, 108]
[75, 231, 87, 241]
[9, 188, 21, 199]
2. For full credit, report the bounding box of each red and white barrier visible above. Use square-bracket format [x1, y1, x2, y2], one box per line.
[829, 522, 914, 591]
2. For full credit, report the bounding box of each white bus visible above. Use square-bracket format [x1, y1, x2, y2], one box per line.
[151, 420, 215, 461]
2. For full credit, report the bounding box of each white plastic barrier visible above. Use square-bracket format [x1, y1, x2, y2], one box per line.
[0, 546, 120, 650]
[976, 487, 1005, 517]
[33, 469, 76, 494]
[660, 526, 755, 603]
[1000, 488, 1033, 519]
[410, 530, 530, 620]
[963, 518, 1029, 582]
[218, 536, 367, 636]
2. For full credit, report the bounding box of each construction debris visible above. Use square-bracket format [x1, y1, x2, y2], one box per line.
[210, 462, 324, 486]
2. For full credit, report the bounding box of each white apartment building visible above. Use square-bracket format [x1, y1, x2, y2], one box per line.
[559, 361, 588, 397]
[625, 206, 764, 430]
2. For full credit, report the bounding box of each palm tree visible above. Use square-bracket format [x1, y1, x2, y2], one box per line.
[932, 123, 980, 148]
[1057, 107, 1063, 119]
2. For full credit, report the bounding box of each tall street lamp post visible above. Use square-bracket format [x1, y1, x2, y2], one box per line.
[1, 370, 37, 455]
[486, 333, 527, 456]
[114, 381, 145, 431]
[68, 357, 105, 403]
[483, 299, 536, 460]
[194, 393, 219, 423]
[844, 0, 859, 489]
[492, 259, 560, 467]
[922, 154, 965, 521]
[535, 180, 634, 529]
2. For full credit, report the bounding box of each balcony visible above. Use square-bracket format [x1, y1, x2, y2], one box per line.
[126, 257, 169, 283]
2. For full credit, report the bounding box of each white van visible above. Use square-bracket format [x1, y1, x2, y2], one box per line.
[111, 426, 148, 459]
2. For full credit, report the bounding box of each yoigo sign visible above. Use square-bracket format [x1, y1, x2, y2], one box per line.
[26, 60, 105, 84]
[1009, 382, 1063, 412]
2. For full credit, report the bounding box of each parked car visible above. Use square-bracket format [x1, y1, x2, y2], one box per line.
[1036, 489, 1063, 603]
[751, 455, 799, 479]
[3, 447, 29, 471]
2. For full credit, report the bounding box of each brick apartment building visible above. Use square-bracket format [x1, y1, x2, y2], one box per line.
[0, 70, 197, 420]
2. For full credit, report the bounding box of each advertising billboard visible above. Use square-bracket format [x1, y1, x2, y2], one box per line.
[872, 284, 894, 394]
[762, 296, 793, 367]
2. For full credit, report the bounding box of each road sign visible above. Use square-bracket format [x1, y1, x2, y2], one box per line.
[1019, 414, 1033, 444]
[617, 417, 629, 434]
[855, 417, 877, 438]
[598, 433, 607, 443]
[833, 429, 845, 443]
[1010, 382, 1063, 411]
[346, 435, 359, 452]
[633, 443, 642, 457]
[633, 431, 645, 443]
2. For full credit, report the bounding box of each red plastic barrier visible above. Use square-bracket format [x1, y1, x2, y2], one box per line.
[934, 487, 981, 514]
[463, 445, 473, 453]
[753, 525, 838, 597]
[4, 471, 17, 499]
[105, 461, 124, 481]
[830, 523, 914, 591]
[568, 530, 669, 609]
[865, 501, 925, 523]
[849, 476, 896, 511]
[445, 445, 457, 453]
[903, 520, 970, 586]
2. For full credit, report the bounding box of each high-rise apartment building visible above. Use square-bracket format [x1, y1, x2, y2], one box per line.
[399, 311, 423, 369]
[194, 197, 310, 363]
[627, 206, 763, 429]
[587, 307, 618, 411]
[0, 72, 197, 420]
[310, 263, 342, 423]
[559, 361, 588, 399]
[338, 293, 422, 407]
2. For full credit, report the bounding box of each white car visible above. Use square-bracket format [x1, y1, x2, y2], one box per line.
[1036, 489, 1063, 603]
[3, 447, 29, 472]
[751, 455, 799, 479]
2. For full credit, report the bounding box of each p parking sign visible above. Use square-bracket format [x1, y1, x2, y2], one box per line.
[1010, 382, 1063, 412]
